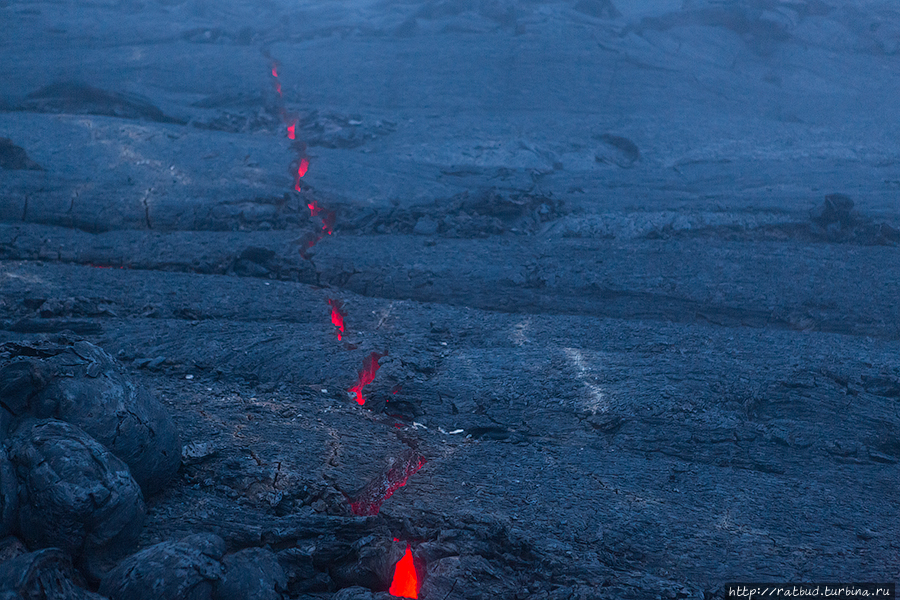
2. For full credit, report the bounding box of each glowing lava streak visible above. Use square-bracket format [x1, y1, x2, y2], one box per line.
[348, 351, 384, 405]
[307, 199, 336, 234]
[287, 122, 296, 140]
[327, 298, 345, 340]
[388, 544, 418, 599]
[349, 451, 426, 516]
[293, 157, 309, 191]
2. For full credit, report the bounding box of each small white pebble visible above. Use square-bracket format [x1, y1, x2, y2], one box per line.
[440, 342, 447, 346]
[185, 374, 194, 380]
[321, 389, 328, 393]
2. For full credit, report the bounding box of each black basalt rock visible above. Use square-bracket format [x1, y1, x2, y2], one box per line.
[215, 547, 287, 600]
[99, 533, 226, 600]
[7, 419, 146, 582]
[0, 340, 181, 495]
[0, 548, 106, 600]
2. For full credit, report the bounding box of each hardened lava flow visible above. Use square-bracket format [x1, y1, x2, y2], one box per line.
[268, 54, 427, 595]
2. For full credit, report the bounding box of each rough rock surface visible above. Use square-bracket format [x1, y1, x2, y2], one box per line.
[0, 340, 181, 495]
[2, 0, 900, 597]
[0, 549, 105, 600]
[98, 533, 225, 600]
[7, 420, 146, 581]
[214, 547, 286, 600]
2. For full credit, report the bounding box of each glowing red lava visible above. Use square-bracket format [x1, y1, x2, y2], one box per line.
[327, 298, 345, 340]
[348, 351, 385, 406]
[388, 544, 418, 599]
[287, 122, 296, 140]
[297, 231, 324, 261]
[275, 82, 282, 95]
[293, 157, 310, 191]
[349, 451, 426, 516]
[307, 199, 336, 234]
[272, 65, 278, 77]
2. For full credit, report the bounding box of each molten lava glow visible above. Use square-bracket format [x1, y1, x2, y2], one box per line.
[349, 452, 426, 515]
[272, 66, 278, 77]
[275, 82, 282, 95]
[327, 298, 345, 340]
[307, 199, 336, 234]
[294, 157, 310, 192]
[297, 231, 324, 260]
[348, 351, 384, 405]
[388, 545, 418, 599]
[287, 122, 296, 140]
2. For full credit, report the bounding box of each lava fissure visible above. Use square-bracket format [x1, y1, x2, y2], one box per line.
[327, 298, 346, 340]
[349, 450, 426, 516]
[348, 351, 385, 406]
[388, 543, 419, 598]
[293, 157, 310, 191]
[307, 199, 335, 234]
[264, 53, 334, 254]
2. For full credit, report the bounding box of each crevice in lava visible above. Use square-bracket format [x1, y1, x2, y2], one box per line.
[142, 190, 153, 229]
[261, 51, 336, 257]
[348, 351, 386, 406]
[346, 449, 426, 516]
[327, 298, 346, 341]
[388, 543, 419, 598]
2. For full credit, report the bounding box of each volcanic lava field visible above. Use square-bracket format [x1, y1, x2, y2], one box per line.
[2, 0, 900, 598]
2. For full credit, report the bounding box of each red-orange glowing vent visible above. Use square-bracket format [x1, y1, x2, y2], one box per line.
[287, 122, 296, 140]
[327, 298, 345, 340]
[294, 157, 310, 191]
[389, 544, 418, 598]
[307, 199, 336, 234]
[348, 351, 385, 405]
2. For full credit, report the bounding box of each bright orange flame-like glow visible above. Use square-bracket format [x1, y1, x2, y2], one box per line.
[287, 122, 296, 140]
[272, 66, 278, 77]
[389, 545, 418, 599]
[327, 298, 345, 340]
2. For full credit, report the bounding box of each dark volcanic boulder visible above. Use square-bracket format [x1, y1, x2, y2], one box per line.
[0, 340, 181, 495]
[0, 548, 106, 600]
[215, 547, 286, 600]
[0, 138, 44, 171]
[7, 419, 145, 581]
[810, 193, 858, 229]
[0, 450, 18, 539]
[0, 361, 53, 423]
[99, 534, 226, 600]
[330, 536, 404, 591]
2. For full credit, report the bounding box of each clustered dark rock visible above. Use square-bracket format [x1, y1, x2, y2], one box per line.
[0, 340, 284, 599]
[0, 339, 415, 599]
